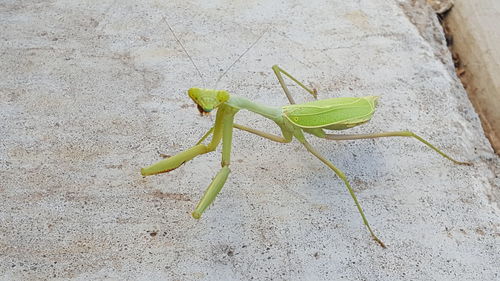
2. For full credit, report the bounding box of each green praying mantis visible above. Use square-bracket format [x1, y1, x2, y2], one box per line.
[141, 20, 470, 248]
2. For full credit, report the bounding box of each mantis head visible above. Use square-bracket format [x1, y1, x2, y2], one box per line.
[188, 88, 230, 115]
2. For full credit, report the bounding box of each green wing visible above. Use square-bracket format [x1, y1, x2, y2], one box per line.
[282, 96, 379, 130]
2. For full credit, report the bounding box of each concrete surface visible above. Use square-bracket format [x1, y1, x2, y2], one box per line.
[445, 0, 500, 153]
[0, 0, 499, 280]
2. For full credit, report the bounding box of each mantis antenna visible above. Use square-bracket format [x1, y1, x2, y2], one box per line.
[163, 17, 207, 88]
[214, 30, 268, 88]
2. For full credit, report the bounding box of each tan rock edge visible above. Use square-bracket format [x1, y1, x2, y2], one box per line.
[445, 0, 500, 153]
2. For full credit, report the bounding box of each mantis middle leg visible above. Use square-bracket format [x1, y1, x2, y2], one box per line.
[272, 65, 317, 104]
[233, 123, 293, 143]
[323, 131, 471, 165]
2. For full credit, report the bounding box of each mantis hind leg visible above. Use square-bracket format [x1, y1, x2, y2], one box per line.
[323, 131, 471, 165]
[298, 137, 386, 248]
[272, 65, 317, 104]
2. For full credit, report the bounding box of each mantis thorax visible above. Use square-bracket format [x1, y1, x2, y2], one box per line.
[188, 88, 230, 114]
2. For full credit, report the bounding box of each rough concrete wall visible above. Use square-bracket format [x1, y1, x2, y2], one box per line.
[0, 0, 499, 280]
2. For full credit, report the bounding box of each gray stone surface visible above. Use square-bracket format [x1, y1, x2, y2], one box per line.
[0, 0, 498, 280]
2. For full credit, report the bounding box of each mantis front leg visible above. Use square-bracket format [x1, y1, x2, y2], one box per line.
[141, 106, 238, 218]
[158, 126, 215, 159]
[141, 107, 227, 176]
[192, 107, 237, 218]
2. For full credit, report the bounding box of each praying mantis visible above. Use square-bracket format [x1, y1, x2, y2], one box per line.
[141, 20, 470, 248]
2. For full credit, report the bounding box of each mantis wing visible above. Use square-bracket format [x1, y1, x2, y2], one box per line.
[282, 96, 379, 130]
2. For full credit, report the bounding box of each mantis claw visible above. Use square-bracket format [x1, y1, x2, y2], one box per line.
[373, 236, 387, 249]
[312, 87, 318, 99]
